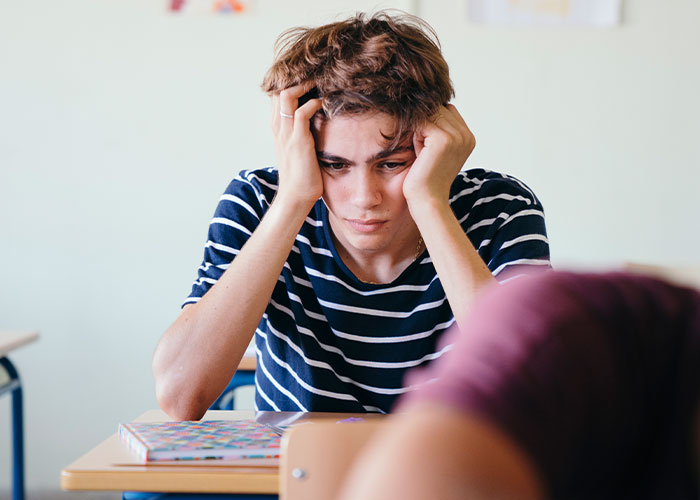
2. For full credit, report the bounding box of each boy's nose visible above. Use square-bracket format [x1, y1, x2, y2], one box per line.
[350, 169, 382, 208]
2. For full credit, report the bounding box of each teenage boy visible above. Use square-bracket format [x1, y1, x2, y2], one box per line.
[153, 11, 551, 420]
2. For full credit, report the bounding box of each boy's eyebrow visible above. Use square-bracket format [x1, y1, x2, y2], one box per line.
[372, 145, 414, 161]
[316, 146, 414, 164]
[316, 151, 349, 163]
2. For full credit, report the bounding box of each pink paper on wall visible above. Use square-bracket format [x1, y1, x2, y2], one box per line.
[169, 0, 252, 14]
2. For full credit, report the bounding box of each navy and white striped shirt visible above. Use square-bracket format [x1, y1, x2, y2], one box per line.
[185, 167, 550, 413]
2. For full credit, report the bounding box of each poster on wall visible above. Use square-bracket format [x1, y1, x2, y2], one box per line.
[468, 0, 622, 27]
[169, 0, 253, 14]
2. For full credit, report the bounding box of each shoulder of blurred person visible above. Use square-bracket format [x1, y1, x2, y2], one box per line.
[338, 271, 700, 500]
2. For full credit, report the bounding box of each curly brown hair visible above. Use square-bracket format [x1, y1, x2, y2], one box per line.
[261, 10, 454, 145]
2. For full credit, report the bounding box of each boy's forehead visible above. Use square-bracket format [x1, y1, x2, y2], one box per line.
[312, 112, 410, 145]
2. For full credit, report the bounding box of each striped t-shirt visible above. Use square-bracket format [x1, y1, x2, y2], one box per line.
[185, 167, 551, 413]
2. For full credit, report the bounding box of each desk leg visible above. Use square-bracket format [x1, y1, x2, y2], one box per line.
[0, 357, 24, 500]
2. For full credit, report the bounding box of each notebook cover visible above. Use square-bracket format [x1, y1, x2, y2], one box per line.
[118, 419, 281, 463]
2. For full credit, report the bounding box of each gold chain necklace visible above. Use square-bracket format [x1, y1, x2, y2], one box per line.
[414, 235, 425, 261]
[358, 235, 424, 285]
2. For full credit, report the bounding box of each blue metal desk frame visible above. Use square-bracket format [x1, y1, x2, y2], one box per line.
[0, 356, 25, 500]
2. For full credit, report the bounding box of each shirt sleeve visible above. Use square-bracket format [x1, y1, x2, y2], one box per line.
[452, 171, 551, 281]
[183, 169, 272, 307]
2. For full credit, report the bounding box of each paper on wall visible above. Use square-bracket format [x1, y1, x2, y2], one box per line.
[169, 0, 253, 14]
[468, 0, 622, 27]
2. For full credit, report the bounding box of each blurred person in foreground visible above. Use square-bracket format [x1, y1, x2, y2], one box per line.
[338, 271, 700, 500]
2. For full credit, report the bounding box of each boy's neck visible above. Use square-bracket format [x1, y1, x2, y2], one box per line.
[333, 232, 424, 285]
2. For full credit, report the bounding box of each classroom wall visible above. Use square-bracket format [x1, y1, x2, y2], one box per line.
[0, 0, 698, 494]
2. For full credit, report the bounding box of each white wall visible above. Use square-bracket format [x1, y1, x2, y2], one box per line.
[420, 0, 700, 267]
[0, 0, 698, 493]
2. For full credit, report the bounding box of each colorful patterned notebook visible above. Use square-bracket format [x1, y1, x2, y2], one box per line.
[118, 419, 282, 463]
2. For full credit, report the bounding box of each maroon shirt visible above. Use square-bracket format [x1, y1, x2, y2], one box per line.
[401, 272, 700, 499]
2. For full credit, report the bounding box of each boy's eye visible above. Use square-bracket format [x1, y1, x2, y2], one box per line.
[319, 161, 347, 171]
[380, 162, 406, 170]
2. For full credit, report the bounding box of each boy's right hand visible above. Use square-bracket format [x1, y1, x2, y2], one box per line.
[271, 82, 324, 210]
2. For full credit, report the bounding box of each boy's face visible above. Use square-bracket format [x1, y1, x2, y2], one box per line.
[311, 112, 420, 261]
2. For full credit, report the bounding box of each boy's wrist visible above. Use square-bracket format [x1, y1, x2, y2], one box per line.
[271, 190, 319, 220]
[406, 190, 451, 218]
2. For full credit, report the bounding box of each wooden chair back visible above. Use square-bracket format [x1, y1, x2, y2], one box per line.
[279, 420, 385, 500]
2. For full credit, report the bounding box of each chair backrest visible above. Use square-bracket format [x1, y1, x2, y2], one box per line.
[210, 352, 257, 410]
[279, 420, 385, 500]
[209, 369, 256, 410]
[624, 262, 700, 290]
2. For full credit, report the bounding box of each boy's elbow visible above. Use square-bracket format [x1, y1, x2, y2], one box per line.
[155, 377, 208, 421]
[153, 355, 208, 421]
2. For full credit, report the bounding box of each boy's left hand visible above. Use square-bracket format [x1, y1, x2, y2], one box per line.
[402, 104, 475, 206]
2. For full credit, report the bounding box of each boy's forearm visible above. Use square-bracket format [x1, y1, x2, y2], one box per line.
[409, 197, 496, 329]
[153, 195, 315, 420]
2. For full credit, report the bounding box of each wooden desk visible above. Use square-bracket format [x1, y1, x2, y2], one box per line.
[1, 330, 39, 500]
[0, 331, 39, 358]
[61, 409, 383, 495]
